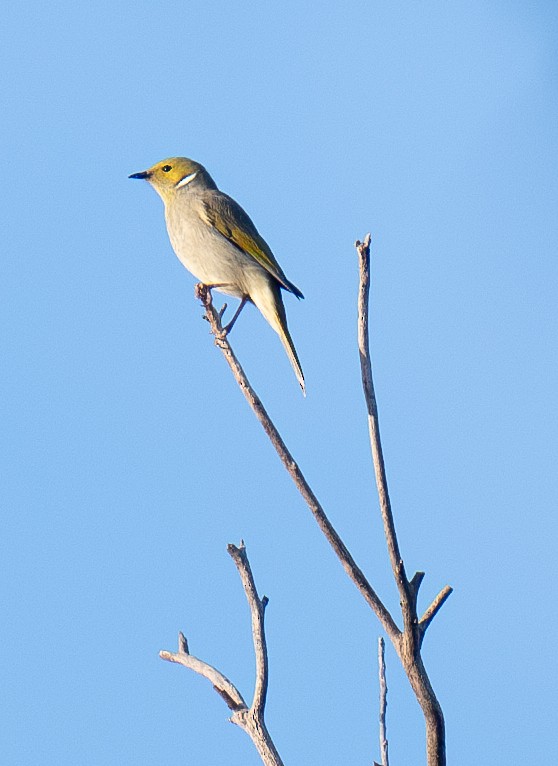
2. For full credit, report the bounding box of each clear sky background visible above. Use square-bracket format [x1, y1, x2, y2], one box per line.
[2, 2, 557, 764]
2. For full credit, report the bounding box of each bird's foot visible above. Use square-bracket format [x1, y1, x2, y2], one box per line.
[195, 284, 247, 341]
[222, 296, 248, 336]
[194, 282, 211, 304]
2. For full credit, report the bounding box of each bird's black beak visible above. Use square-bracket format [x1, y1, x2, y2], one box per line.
[128, 170, 151, 180]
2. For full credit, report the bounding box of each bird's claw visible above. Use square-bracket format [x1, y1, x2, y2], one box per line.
[194, 282, 209, 302]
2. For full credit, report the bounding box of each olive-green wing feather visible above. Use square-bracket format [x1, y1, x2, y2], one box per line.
[201, 191, 304, 298]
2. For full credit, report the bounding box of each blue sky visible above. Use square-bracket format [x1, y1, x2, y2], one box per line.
[2, 2, 558, 763]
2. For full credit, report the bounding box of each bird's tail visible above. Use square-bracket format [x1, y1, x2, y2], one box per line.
[253, 286, 305, 395]
[276, 314, 305, 396]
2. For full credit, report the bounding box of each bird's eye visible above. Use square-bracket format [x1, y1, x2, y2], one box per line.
[162, 165, 172, 172]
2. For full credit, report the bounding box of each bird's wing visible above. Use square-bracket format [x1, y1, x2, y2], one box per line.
[200, 191, 304, 298]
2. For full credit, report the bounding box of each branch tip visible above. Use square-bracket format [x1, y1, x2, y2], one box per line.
[410, 571, 425, 594]
[178, 631, 189, 654]
[227, 540, 246, 557]
[355, 232, 372, 252]
[420, 585, 453, 638]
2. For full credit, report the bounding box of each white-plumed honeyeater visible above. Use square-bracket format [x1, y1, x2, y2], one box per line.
[129, 157, 305, 394]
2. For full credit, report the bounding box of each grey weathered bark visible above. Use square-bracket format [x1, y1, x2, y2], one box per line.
[160, 543, 284, 766]
[378, 636, 389, 766]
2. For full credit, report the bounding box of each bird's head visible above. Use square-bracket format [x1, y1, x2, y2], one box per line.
[129, 157, 215, 201]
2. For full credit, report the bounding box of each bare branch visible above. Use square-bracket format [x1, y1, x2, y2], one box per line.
[409, 571, 425, 612]
[355, 235, 413, 628]
[178, 631, 189, 654]
[419, 585, 453, 640]
[355, 234, 449, 766]
[195, 282, 400, 644]
[160, 635, 247, 712]
[227, 542, 269, 718]
[378, 636, 390, 766]
[410, 571, 425, 595]
[160, 547, 284, 766]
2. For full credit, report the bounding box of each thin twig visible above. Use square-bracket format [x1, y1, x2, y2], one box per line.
[419, 585, 453, 641]
[378, 636, 389, 766]
[194, 283, 400, 643]
[160, 544, 284, 766]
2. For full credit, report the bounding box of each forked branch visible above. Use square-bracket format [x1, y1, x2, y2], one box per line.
[160, 542, 284, 766]
[195, 283, 399, 643]
[356, 235, 451, 766]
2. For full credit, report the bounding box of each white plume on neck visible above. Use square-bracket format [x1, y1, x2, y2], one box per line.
[176, 171, 198, 189]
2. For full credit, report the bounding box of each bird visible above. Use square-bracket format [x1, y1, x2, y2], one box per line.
[129, 157, 305, 394]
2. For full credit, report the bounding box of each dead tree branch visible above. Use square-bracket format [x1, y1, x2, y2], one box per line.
[195, 282, 400, 643]
[419, 585, 453, 642]
[378, 636, 389, 766]
[227, 542, 269, 719]
[355, 234, 451, 766]
[160, 542, 284, 766]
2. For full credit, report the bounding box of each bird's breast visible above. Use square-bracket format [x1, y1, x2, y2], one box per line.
[164, 197, 269, 299]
